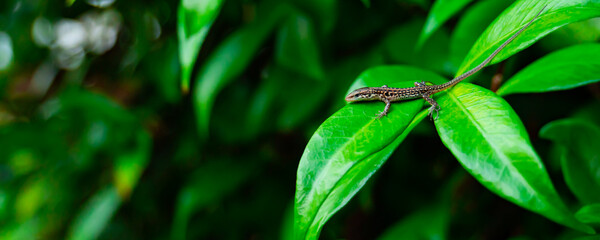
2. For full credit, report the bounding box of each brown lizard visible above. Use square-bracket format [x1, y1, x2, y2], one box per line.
[345, 6, 546, 119]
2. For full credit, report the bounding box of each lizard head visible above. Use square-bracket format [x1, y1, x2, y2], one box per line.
[345, 87, 379, 102]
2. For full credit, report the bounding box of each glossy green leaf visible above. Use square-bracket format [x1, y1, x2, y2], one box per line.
[193, 3, 290, 139]
[457, 0, 600, 77]
[576, 204, 600, 224]
[434, 83, 594, 233]
[497, 44, 600, 96]
[170, 160, 255, 240]
[113, 129, 151, 198]
[67, 186, 121, 240]
[417, 0, 475, 49]
[539, 119, 600, 204]
[378, 204, 448, 240]
[178, 0, 224, 92]
[450, 0, 513, 66]
[560, 148, 600, 205]
[294, 66, 446, 239]
[275, 13, 324, 80]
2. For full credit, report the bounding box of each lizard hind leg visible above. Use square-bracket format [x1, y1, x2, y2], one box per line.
[422, 94, 440, 120]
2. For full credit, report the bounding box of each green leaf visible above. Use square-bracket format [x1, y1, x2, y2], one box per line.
[113, 129, 152, 198]
[497, 44, 600, 96]
[193, 3, 291, 139]
[294, 66, 446, 239]
[275, 13, 324, 80]
[576, 204, 600, 224]
[457, 0, 600, 77]
[170, 160, 255, 240]
[417, 0, 475, 49]
[67, 186, 121, 240]
[539, 119, 600, 204]
[450, 0, 513, 66]
[378, 204, 448, 240]
[178, 0, 225, 92]
[434, 83, 594, 234]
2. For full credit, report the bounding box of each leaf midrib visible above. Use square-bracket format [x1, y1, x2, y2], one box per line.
[446, 85, 541, 204]
[302, 108, 413, 236]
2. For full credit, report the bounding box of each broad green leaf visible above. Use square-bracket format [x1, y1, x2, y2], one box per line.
[178, 0, 224, 92]
[170, 160, 255, 240]
[66, 0, 76, 6]
[450, 0, 513, 66]
[540, 119, 600, 204]
[576, 204, 600, 224]
[113, 129, 152, 198]
[497, 44, 600, 96]
[457, 0, 600, 77]
[417, 0, 475, 49]
[193, 3, 291, 139]
[294, 66, 446, 239]
[275, 13, 324, 80]
[434, 83, 594, 233]
[560, 148, 600, 205]
[378, 204, 448, 240]
[384, 20, 453, 75]
[67, 186, 121, 240]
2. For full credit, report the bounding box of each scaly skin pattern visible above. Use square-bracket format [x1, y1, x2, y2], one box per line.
[346, 6, 546, 119]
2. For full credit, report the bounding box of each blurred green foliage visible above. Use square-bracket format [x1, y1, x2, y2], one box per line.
[1, 0, 600, 239]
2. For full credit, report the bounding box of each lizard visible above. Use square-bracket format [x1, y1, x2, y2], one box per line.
[345, 6, 546, 119]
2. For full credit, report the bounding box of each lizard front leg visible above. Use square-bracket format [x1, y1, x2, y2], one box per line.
[421, 94, 440, 120]
[377, 98, 391, 119]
